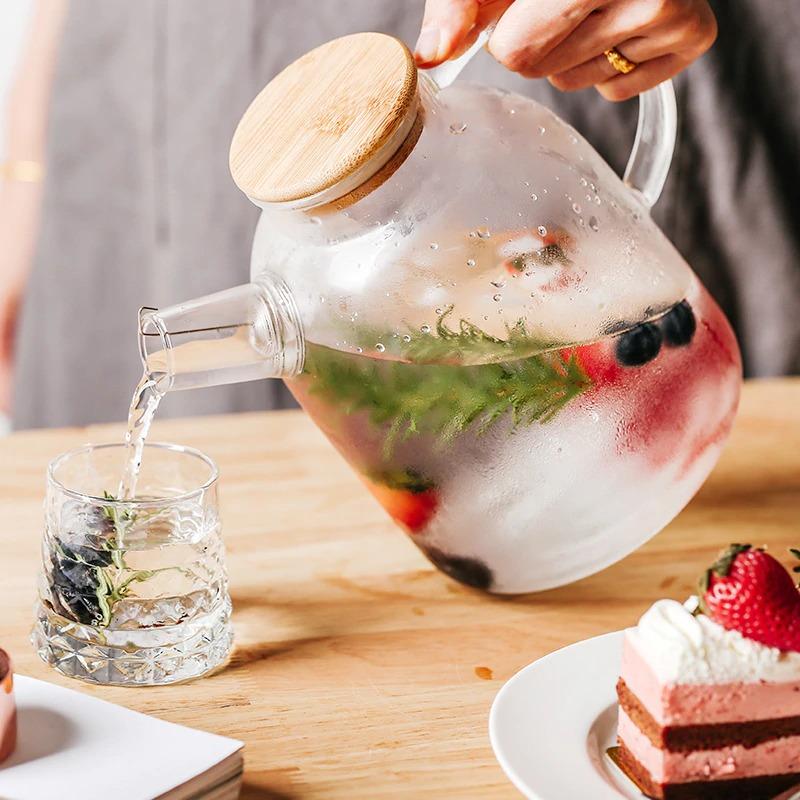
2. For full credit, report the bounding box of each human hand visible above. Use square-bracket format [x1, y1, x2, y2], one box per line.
[414, 0, 717, 101]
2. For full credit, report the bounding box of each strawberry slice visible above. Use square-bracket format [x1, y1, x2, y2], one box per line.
[700, 544, 800, 652]
[362, 470, 439, 534]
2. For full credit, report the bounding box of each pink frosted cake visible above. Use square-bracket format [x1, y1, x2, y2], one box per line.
[615, 545, 800, 799]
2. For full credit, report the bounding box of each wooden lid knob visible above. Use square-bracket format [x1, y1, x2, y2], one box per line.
[229, 32, 418, 205]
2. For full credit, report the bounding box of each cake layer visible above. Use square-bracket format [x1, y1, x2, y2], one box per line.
[614, 739, 800, 800]
[618, 678, 800, 751]
[622, 633, 800, 725]
[618, 708, 800, 784]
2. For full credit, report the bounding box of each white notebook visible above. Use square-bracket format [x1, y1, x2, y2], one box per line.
[0, 675, 243, 800]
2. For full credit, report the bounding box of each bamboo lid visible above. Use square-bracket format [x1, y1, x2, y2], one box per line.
[229, 33, 418, 205]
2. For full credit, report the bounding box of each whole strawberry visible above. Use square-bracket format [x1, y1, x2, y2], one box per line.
[700, 544, 800, 652]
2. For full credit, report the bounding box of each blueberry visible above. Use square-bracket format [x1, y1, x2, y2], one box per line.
[615, 323, 662, 367]
[421, 546, 493, 591]
[660, 300, 696, 347]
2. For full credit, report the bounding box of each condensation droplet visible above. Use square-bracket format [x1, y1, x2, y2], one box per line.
[435, 307, 443, 315]
[402, 334, 412, 343]
[493, 293, 502, 302]
[577, 216, 585, 227]
[476, 227, 491, 239]
[490, 280, 505, 289]
[572, 203, 582, 214]
[530, 192, 538, 201]
[579, 177, 588, 187]
[537, 225, 548, 237]
[538, 126, 546, 135]
[569, 134, 578, 144]
[449, 122, 468, 134]
[421, 324, 431, 334]
[523, 180, 530, 187]
[430, 242, 439, 250]
[509, 108, 516, 115]
[589, 216, 600, 232]
[594, 195, 602, 205]
[466, 258, 476, 267]
[310, 216, 321, 225]
[375, 343, 385, 352]
[356, 347, 363, 354]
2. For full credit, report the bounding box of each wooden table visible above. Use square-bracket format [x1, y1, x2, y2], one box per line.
[1, 379, 798, 799]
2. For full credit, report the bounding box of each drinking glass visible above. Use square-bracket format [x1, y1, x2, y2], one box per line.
[33, 443, 233, 686]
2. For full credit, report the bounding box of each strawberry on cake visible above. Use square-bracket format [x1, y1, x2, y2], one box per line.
[614, 544, 800, 800]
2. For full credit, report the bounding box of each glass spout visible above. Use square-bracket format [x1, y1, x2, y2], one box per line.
[138, 275, 304, 392]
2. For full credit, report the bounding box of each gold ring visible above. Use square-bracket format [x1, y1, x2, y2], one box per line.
[604, 47, 637, 75]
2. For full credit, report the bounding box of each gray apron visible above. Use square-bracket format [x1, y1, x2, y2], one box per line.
[13, 0, 800, 429]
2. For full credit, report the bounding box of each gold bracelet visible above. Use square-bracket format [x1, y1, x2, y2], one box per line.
[0, 160, 45, 183]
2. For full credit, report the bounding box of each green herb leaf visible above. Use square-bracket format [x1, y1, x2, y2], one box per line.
[302, 314, 592, 459]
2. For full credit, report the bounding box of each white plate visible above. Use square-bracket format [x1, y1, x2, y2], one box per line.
[489, 631, 800, 800]
[489, 630, 639, 800]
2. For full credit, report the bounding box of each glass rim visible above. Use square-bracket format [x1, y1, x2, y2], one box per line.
[47, 441, 219, 507]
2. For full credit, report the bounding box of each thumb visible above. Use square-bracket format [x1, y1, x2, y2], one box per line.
[414, 0, 481, 68]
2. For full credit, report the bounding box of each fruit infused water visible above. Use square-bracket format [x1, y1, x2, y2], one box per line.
[286, 224, 740, 594]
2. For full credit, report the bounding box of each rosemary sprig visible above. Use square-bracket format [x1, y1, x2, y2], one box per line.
[302, 312, 592, 458]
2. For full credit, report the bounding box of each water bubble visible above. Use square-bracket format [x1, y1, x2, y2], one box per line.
[466, 258, 476, 267]
[435, 307, 443, 315]
[537, 225, 548, 237]
[490, 280, 505, 289]
[319, 295, 326, 304]
[590, 182, 597, 192]
[449, 122, 468, 134]
[356, 347, 363, 354]
[594, 195, 601, 205]
[589, 216, 600, 232]
[474, 227, 491, 239]
[572, 203, 582, 214]
[402, 334, 411, 343]
[493, 293, 502, 302]
[421, 324, 431, 334]
[579, 177, 588, 187]
[577, 216, 585, 227]
[523, 180, 530, 187]
[375, 343, 385, 352]
[429, 242, 439, 250]
[310, 216, 322, 225]
[538, 126, 546, 135]
[530, 192, 538, 201]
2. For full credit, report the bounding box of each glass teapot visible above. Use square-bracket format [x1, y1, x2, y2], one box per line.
[139, 32, 741, 593]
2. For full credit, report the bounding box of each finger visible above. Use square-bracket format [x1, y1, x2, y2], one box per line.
[487, 0, 603, 77]
[595, 53, 691, 102]
[450, 0, 514, 59]
[549, 35, 669, 92]
[531, 0, 661, 78]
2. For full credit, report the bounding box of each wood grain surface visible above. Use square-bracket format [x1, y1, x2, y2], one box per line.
[0, 379, 798, 799]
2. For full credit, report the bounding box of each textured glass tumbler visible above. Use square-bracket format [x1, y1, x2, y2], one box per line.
[33, 443, 233, 686]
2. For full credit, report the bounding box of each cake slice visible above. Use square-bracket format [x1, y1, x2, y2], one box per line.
[614, 544, 800, 799]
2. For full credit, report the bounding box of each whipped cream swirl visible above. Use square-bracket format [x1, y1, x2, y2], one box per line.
[628, 598, 800, 684]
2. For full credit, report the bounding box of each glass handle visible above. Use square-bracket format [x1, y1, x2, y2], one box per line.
[426, 29, 676, 208]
